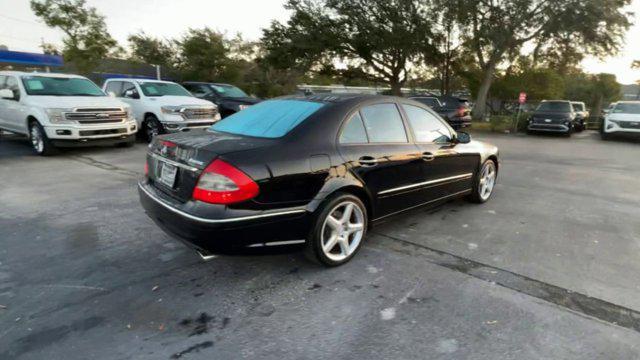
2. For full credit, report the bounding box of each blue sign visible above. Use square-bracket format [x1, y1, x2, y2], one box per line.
[0, 50, 64, 67]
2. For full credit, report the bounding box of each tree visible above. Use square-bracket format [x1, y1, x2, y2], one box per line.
[40, 42, 60, 56]
[457, 0, 632, 119]
[262, 0, 441, 95]
[31, 0, 118, 74]
[128, 31, 177, 68]
[565, 73, 621, 115]
[176, 28, 233, 81]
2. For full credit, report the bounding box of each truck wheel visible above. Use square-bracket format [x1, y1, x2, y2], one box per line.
[143, 115, 163, 142]
[29, 121, 57, 156]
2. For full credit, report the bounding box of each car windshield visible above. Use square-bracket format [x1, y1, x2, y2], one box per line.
[139, 82, 192, 97]
[21, 76, 105, 96]
[209, 84, 248, 98]
[612, 103, 640, 114]
[536, 102, 571, 112]
[572, 103, 585, 112]
[211, 99, 324, 138]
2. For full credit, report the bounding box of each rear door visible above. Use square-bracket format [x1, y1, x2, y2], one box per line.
[337, 102, 424, 219]
[401, 103, 478, 199]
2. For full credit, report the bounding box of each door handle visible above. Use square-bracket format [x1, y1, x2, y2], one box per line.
[422, 152, 436, 161]
[358, 156, 378, 167]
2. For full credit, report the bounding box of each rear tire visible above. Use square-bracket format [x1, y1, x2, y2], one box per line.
[143, 115, 163, 142]
[305, 193, 367, 267]
[468, 160, 497, 204]
[29, 121, 57, 156]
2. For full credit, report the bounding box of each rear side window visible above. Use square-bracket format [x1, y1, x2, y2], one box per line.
[211, 99, 324, 138]
[403, 105, 451, 143]
[340, 112, 368, 144]
[105, 81, 122, 96]
[360, 103, 408, 143]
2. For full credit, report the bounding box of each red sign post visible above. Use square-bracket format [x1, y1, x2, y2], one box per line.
[519, 92, 527, 104]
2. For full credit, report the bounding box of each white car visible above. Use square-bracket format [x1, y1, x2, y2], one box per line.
[102, 79, 220, 141]
[0, 71, 137, 155]
[601, 101, 640, 140]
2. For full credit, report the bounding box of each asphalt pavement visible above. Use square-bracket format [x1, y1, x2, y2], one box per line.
[1, 130, 639, 359]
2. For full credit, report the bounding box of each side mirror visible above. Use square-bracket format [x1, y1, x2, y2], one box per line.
[124, 89, 140, 99]
[455, 131, 471, 144]
[0, 89, 15, 100]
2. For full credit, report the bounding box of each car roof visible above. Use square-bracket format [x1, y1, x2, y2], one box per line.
[279, 93, 397, 105]
[183, 81, 234, 87]
[107, 78, 177, 84]
[0, 71, 86, 79]
[541, 100, 571, 103]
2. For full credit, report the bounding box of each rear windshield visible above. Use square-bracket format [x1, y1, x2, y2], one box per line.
[211, 99, 324, 138]
[612, 103, 640, 114]
[21, 76, 105, 96]
[536, 102, 572, 112]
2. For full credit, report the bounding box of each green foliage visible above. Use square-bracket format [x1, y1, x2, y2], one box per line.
[31, 0, 117, 75]
[565, 73, 621, 114]
[262, 0, 441, 95]
[128, 32, 177, 68]
[492, 68, 565, 102]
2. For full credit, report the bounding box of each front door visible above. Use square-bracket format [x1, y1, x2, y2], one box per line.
[0, 76, 27, 133]
[400, 103, 478, 200]
[338, 103, 424, 219]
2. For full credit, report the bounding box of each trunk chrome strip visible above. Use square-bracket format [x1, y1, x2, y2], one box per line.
[378, 173, 473, 196]
[149, 152, 200, 172]
[139, 182, 307, 224]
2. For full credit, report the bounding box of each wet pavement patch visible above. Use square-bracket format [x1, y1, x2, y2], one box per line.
[179, 312, 215, 337]
[375, 232, 640, 333]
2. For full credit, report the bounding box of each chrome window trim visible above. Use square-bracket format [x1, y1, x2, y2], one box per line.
[378, 173, 473, 196]
[139, 182, 307, 224]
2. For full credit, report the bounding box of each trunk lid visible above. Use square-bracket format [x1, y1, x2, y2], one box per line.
[146, 129, 276, 202]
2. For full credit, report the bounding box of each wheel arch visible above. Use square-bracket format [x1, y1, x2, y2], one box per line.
[306, 178, 375, 221]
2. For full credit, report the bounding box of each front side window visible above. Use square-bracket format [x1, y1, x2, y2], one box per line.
[139, 82, 192, 97]
[360, 103, 408, 143]
[121, 82, 138, 98]
[572, 103, 585, 112]
[211, 99, 324, 138]
[340, 112, 368, 144]
[403, 105, 451, 143]
[21, 76, 105, 96]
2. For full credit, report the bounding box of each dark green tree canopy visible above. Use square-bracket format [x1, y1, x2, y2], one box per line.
[31, 0, 118, 74]
[128, 32, 177, 68]
[262, 0, 441, 94]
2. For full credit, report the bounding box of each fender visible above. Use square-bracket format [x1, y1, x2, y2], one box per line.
[304, 164, 375, 217]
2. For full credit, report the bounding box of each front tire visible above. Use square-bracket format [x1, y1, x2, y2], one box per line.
[305, 193, 367, 267]
[29, 121, 57, 156]
[143, 115, 163, 142]
[468, 160, 497, 203]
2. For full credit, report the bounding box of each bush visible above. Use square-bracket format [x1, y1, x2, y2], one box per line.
[489, 115, 513, 132]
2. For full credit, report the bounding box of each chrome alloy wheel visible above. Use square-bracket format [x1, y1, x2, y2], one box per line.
[479, 161, 496, 201]
[30, 125, 44, 153]
[320, 201, 365, 262]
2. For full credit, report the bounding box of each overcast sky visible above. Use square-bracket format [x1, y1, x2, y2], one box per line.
[1, 0, 639, 84]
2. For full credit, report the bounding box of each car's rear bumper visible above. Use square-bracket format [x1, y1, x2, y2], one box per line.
[447, 116, 472, 129]
[138, 181, 311, 254]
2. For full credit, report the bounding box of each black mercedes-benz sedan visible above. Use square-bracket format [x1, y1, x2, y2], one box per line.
[138, 94, 499, 266]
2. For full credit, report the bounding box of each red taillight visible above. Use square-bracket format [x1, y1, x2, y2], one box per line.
[456, 106, 466, 117]
[192, 159, 259, 204]
[144, 161, 149, 176]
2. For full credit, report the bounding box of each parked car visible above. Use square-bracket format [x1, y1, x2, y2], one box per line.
[601, 101, 640, 140]
[182, 82, 260, 118]
[409, 96, 442, 109]
[138, 94, 500, 266]
[0, 71, 137, 155]
[571, 101, 589, 131]
[527, 100, 577, 136]
[103, 79, 220, 141]
[409, 95, 472, 129]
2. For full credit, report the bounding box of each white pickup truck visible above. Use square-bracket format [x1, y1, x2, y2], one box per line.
[102, 79, 220, 141]
[0, 71, 137, 155]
